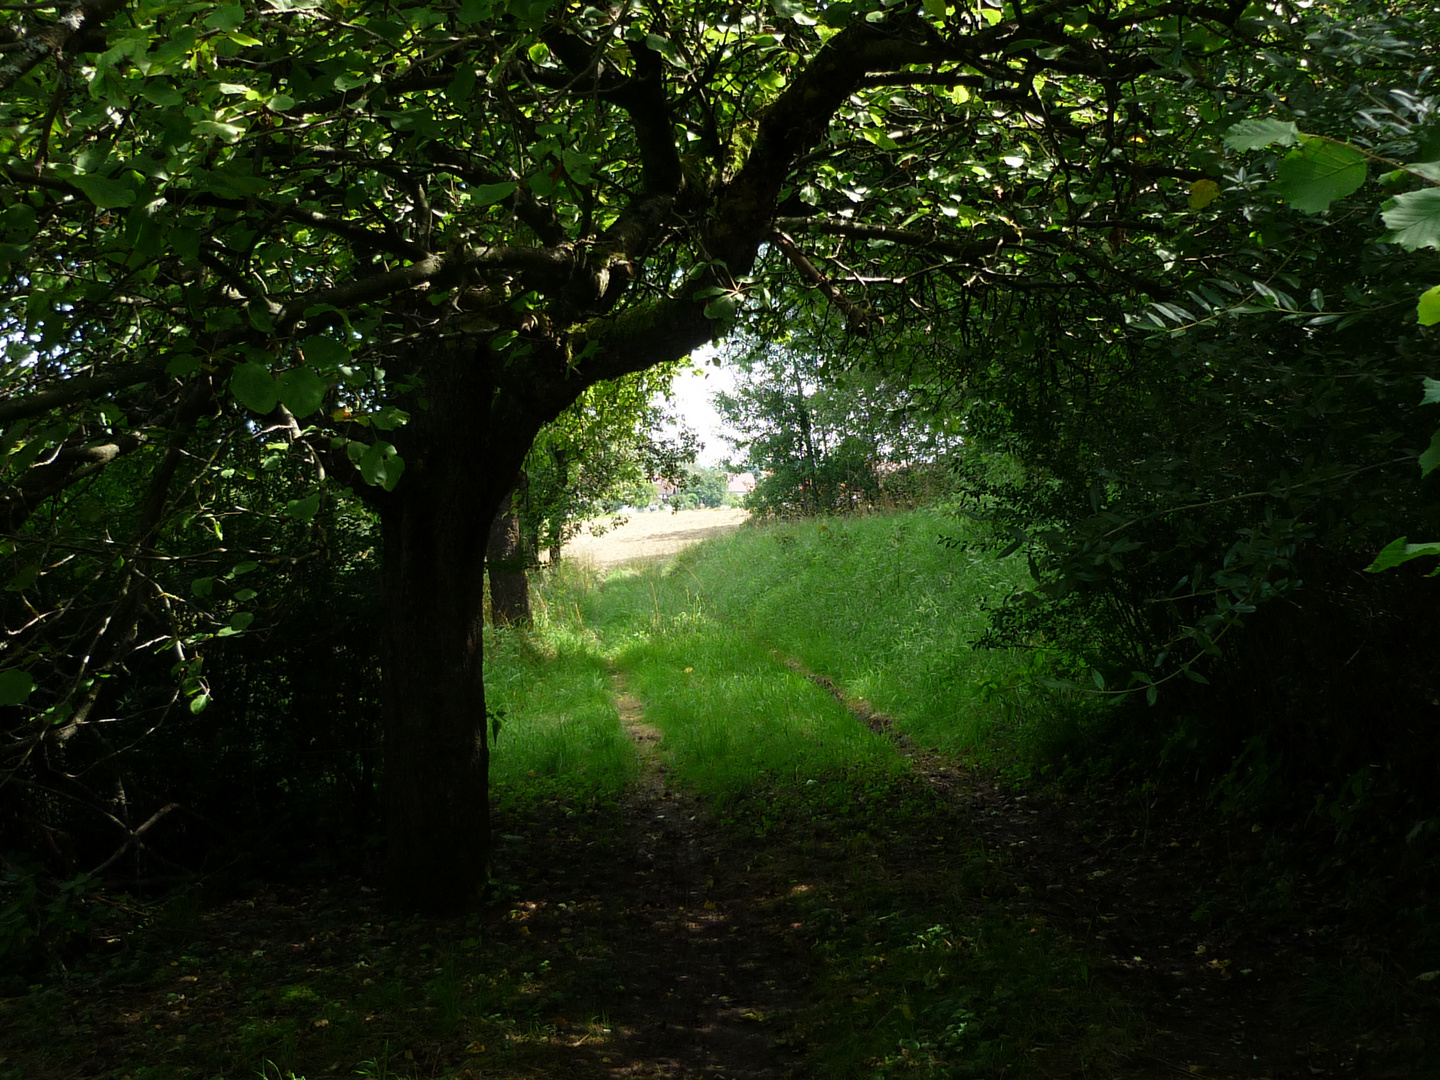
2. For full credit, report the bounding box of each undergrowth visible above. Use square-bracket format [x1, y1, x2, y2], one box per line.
[0, 511, 1185, 1079]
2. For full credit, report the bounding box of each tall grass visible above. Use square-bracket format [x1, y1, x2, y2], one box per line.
[582, 566, 905, 809]
[484, 571, 637, 806]
[485, 510, 1027, 810]
[664, 511, 1028, 756]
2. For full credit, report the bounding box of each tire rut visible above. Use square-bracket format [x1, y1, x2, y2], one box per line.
[591, 667, 810, 1079]
[776, 649, 1434, 1080]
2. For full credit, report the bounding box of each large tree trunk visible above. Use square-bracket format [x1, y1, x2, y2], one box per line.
[378, 344, 516, 913]
[486, 482, 531, 626]
[380, 472, 493, 912]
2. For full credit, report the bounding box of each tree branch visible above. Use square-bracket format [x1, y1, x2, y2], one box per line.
[0, 0, 130, 91]
[0, 356, 172, 425]
[769, 228, 870, 333]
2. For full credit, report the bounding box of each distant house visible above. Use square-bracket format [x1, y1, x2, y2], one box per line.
[726, 472, 756, 496]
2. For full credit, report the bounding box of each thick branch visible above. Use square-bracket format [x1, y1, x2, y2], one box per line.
[0, 356, 171, 425]
[0, 0, 129, 91]
[708, 14, 948, 276]
[276, 243, 579, 330]
[543, 29, 684, 197]
[769, 229, 870, 333]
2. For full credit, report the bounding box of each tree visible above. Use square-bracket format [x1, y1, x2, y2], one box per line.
[486, 481, 532, 626]
[522, 365, 693, 566]
[684, 465, 731, 509]
[717, 322, 959, 516]
[1, 0, 1274, 909]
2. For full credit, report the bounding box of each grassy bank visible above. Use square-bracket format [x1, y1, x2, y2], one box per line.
[6, 510, 1126, 1080]
[486, 510, 1029, 803]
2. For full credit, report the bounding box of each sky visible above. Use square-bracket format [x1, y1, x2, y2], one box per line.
[659, 346, 740, 467]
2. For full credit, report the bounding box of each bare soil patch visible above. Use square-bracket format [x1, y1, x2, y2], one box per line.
[563, 508, 749, 569]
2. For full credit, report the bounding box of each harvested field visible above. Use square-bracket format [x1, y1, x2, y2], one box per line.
[560, 506, 749, 568]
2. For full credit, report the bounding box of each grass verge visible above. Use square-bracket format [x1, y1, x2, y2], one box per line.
[662, 511, 1030, 756]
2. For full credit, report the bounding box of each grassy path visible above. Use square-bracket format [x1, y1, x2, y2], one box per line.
[4, 515, 1434, 1079]
[590, 668, 808, 1078]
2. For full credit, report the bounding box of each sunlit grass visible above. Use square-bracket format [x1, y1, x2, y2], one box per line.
[581, 565, 905, 807]
[484, 619, 636, 809]
[661, 511, 1029, 755]
[486, 511, 1026, 811]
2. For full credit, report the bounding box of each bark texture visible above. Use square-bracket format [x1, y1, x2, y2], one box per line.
[380, 342, 513, 911]
[486, 484, 532, 626]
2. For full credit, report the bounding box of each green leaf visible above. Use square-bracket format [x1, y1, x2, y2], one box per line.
[72, 174, 136, 209]
[1418, 286, 1440, 327]
[137, 81, 183, 106]
[230, 362, 279, 414]
[645, 33, 680, 64]
[1382, 189, 1440, 250]
[471, 182, 516, 207]
[277, 367, 326, 417]
[334, 73, 371, 91]
[216, 618, 247, 638]
[6, 564, 38, 591]
[1421, 377, 1440, 406]
[1224, 119, 1300, 152]
[1420, 430, 1440, 478]
[193, 120, 246, 142]
[191, 576, 214, 597]
[297, 335, 350, 370]
[189, 692, 211, 714]
[1188, 178, 1220, 210]
[922, 0, 946, 15]
[456, 0, 492, 23]
[0, 668, 35, 706]
[1366, 536, 1440, 573]
[704, 295, 738, 320]
[1091, 668, 1105, 690]
[446, 66, 476, 103]
[285, 493, 322, 522]
[203, 4, 243, 30]
[359, 441, 405, 490]
[1273, 138, 1367, 213]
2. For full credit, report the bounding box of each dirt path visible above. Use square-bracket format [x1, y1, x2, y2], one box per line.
[500, 670, 811, 1079]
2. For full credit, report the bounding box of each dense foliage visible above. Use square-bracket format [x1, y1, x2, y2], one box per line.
[5, 0, 1438, 931]
[717, 320, 964, 515]
[521, 366, 694, 563]
[918, 4, 1440, 834]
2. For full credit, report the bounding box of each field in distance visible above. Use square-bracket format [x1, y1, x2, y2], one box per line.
[561, 506, 749, 568]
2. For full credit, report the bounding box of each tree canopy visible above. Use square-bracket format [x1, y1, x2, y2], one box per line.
[8, 0, 1430, 908]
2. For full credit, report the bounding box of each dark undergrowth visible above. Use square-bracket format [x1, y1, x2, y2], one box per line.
[4, 510, 1438, 1079]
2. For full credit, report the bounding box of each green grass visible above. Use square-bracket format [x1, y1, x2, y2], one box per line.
[484, 568, 638, 807]
[579, 563, 906, 809]
[659, 511, 1029, 756]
